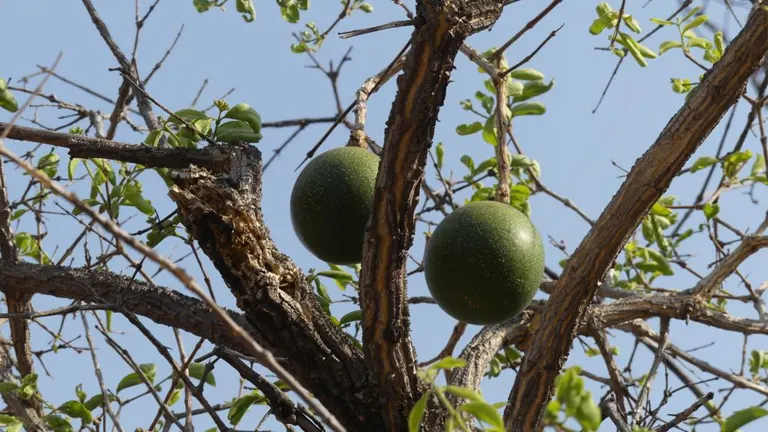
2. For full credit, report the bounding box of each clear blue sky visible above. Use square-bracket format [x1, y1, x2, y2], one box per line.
[2, 1, 767, 431]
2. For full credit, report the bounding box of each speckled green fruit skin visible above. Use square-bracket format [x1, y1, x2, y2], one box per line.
[290, 146, 380, 265]
[424, 201, 545, 325]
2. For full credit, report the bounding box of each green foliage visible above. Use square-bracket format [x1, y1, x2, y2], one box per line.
[410, 357, 505, 432]
[192, 0, 255, 22]
[228, 391, 266, 425]
[116, 363, 156, 393]
[722, 406, 768, 432]
[0, 78, 19, 112]
[545, 367, 602, 431]
[56, 400, 93, 425]
[187, 362, 217, 386]
[588, 2, 655, 67]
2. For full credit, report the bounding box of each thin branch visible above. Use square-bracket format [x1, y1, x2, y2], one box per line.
[491, 0, 563, 60]
[80, 312, 126, 432]
[634, 317, 670, 425]
[654, 392, 714, 432]
[338, 20, 413, 39]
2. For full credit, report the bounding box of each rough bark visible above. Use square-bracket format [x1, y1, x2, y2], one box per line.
[166, 145, 382, 430]
[505, 6, 768, 424]
[0, 123, 231, 172]
[358, 2, 504, 430]
[0, 262, 257, 354]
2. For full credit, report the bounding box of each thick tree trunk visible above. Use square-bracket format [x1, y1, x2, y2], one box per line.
[358, 2, 505, 430]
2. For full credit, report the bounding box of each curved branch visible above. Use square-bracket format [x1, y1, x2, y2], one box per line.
[505, 6, 768, 429]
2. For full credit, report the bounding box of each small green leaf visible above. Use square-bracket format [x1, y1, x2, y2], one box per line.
[430, 356, 467, 371]
[509, 102, 546, 117]
[116, 363, 156, 393]
[235, 0, 255, 22]
[83, 393, 116, 411]
[444, 386, 484, 403]
[317, 270, 354, 285]
[513, 79, 555, 103]
[682, 6, 703, 23]
[505, 68, 544, 81]
[45, 415, 73, 432]
[91, 159, 116, 185]
[168, 109, 209, 125]
[456, 122, 483, 136]
[575, 393, 601, 431]
[650, 17, 674, 26]
[714, 31, 725, 55]
[193, 0, 214, 13]
[408, 391, 430, 432]
[436, 143, 444, 169]
[459, 401, 504, 429]
[75, 384, 87, 403]
[690, 156, 718, 172]
[659, 40, 683, 54]
[0, 415, 19, 425]
[0, 84, 19, 113]
[10, 209, 26, 221]
[683, 15, 709, 34]
[623, 15, 642, 33]
[722, 406, 768, 432]
[67, 158, 80, 181]
[687, 35, 712, 50]
[215, 120, 263, 144]
[168, 389, 181, 406]
[671, 78, 693, 94]
[37, 153, 60, 178]
[358, 3, 373, 13]
[339, 310, 363, 326]
[224, 103, 262, 133]
[505, 79, 524, 97]
[475, 157, 497, 175]
[702, 203, 719, 221]
[0, 382, 18, 393]
[123, 187, 155, 216]
[57, 400, 93, 424]
[616, 32, 648, 67]
[750, 350, 765, 377]
[596, 2, 613, 17]
[228, 392, 264, 425]
[482, 116, 497, 145]
[636, 43, 657, 59]
[751, 155, 765, 176]
[188, 363, 216, 386]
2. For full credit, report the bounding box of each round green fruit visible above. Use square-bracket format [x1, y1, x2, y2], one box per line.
[423, 200, 545, 325]
[290, 146, 380, 265]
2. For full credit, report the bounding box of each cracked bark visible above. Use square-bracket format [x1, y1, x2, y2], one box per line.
[358, 2, 504, 430]
[166, 144, 381, 430]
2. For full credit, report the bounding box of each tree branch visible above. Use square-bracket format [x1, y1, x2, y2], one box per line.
[0, 122, 231, 171]
[0, 261, 257, 354]
[505, 5, 768, 429]
[358, 2, 505, 430]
